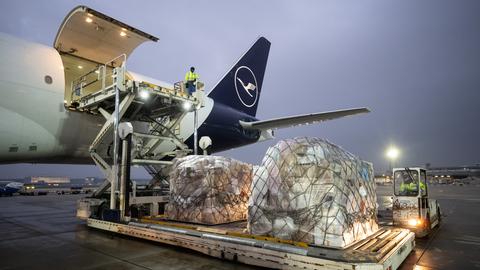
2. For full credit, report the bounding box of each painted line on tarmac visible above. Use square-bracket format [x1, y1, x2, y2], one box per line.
[455, 235, 480, 247]
[455, 240, 480, 247]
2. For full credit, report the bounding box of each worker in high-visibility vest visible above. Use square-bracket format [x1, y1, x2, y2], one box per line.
[400, 179, 426, 195]
[400, 181, 415, 194]
[185, 66, 199, 95]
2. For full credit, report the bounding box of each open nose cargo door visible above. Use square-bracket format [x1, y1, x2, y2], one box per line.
[53, 5, 158, 104]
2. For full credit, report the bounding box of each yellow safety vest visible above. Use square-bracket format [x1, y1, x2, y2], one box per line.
[185, 71, 199, 82]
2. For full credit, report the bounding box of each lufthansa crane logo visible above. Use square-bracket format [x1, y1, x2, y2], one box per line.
[234, 66, 258, 107]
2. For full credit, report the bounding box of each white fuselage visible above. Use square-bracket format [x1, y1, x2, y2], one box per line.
[0, 32, 214, 164]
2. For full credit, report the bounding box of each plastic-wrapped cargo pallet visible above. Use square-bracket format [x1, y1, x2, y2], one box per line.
[247, 137, 378, 249]
[166, 155, 252, 224]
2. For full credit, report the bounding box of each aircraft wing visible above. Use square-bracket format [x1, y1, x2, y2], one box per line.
[239, 107, 370, 131]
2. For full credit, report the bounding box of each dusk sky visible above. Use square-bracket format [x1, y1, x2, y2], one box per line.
[0, 0, 479, 178]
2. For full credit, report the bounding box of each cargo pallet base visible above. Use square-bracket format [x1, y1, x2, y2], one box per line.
[87, 218, 414, 270]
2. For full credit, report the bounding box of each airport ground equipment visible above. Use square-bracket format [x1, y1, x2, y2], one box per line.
[85, 217, 414, 270]
[73, 52, 204, 219]
[77, 97, 415, 269]
[392, 167, 441, 237]
[78, 112, 415, 270]
[75, 66, 415, 268]
[19, 184, 47, 196]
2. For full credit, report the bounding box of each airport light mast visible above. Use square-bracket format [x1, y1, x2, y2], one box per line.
[386, 146, 400, 175]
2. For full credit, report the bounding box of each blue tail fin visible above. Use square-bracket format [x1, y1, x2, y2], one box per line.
[208, 37, 270, 117]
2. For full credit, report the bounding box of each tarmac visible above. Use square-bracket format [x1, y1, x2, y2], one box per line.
[0, 184, 479, 270]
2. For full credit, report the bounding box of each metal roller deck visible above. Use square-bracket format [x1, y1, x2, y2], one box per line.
[87, 218, 415, 270]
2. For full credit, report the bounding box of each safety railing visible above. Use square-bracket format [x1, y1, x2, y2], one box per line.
[70, 54, 127, 104]
[174, 81, 205, 94]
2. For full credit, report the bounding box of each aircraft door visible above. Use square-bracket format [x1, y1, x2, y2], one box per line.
[53, 6, 158, 105]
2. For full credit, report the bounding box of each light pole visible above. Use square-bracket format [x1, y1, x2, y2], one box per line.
[386, 146, 399, 175]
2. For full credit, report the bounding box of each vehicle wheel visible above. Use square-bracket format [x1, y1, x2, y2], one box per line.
[437, 207, 442, 223]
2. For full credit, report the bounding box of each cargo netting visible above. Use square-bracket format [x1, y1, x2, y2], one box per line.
[166, 155, 252, 224]
[247, 137, 378, 248]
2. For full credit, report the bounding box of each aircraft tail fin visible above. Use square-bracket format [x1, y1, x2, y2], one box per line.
[208, 37, 271, 117]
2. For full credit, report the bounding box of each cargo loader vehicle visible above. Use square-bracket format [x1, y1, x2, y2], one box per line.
[392, 167, 441, 237]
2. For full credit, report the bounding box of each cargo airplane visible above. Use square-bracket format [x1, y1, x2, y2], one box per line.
[0, 6, 369, 166]
[0, 181, 23, 196]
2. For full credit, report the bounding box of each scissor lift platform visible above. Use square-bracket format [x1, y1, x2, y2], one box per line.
[72, 80, 197, 119]
[71, 55, 202, 214]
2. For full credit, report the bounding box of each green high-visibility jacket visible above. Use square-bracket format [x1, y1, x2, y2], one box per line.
[400, 182, 426, 193]
[185, 71, 199, 82]
[400, 182, 415, 192]
[419, 181, 426, 191]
